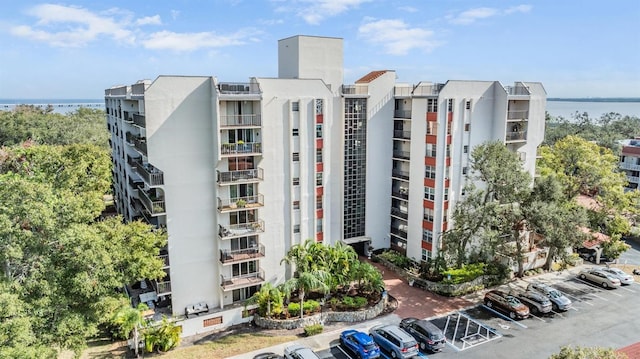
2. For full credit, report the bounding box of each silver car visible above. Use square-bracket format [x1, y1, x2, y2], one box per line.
[601, 267, 634, 285]
[578, 268, 621, 289]
[283, 345, 321, 359]
[527, 282, 572, 311]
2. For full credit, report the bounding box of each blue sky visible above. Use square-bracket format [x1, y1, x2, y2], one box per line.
[1, 0, 639, 99]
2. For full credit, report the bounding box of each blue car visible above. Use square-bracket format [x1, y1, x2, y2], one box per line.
[340, 329, 381, 359]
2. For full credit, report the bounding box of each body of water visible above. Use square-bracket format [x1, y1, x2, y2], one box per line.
[546, 100, 640, 119]
[0, 99, 104, 114]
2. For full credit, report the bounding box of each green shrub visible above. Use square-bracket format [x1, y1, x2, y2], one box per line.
[441, 263, 485, 284]
[303, 300, 320, 314]
[341, 296, 368, 309]
[287, 302, 300, 317]
[304, 324, 324, 336]
[377, 250, 413, 269]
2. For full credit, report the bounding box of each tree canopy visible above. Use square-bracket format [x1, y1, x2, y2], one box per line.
[0, 142, 166, 357]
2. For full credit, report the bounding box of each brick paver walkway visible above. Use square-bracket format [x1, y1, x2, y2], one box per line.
[364, 258, 475, 319]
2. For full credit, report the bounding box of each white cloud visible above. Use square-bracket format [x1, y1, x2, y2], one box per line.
[288, 0, 372, 25]
[136, 15, 162, 26]
[10, 4, 133, 47]
[170, 10, 181, 20]
[141, 29, 260, 51]
[398, 6, 418, 13]
[258, 18, 285, 25]
[358, 18, 439, 55]
[448, 4, 532, 25]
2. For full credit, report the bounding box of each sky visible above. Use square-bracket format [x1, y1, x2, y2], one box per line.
[0, 0, 639, 99]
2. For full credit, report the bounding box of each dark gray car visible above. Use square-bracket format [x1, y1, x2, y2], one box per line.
[399, 317, 446, 353]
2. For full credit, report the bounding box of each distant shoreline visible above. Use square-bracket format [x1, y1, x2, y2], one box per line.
[547, 98, 640, 103]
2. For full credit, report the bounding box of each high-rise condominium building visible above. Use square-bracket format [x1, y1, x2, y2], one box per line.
[105, 35, 546, 336]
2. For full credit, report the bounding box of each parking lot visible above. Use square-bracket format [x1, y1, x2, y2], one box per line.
[315, 266, 640, 359]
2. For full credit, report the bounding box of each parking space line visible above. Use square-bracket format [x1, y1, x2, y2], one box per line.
[481, 305, 528, 328]
[334, 345, 353, 359]
[528, 313, 547, 322]
[576, 279, 623, 297]
[619, 286, 637, 293]
[560, 281, 604, 303]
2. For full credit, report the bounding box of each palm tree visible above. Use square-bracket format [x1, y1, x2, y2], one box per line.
[282, 269, 330, 319]
[326, 241, 358, 290]
[351, 261, 385, 295]
[250, 282, 283, 317]
[112, 303, 148, 358]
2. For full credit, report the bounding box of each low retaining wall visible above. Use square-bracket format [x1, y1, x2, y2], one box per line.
[254, 296, 386, 330]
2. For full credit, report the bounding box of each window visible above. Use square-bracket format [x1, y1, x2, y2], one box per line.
[292, 128, 299, 136]
[424, 187, 435, 201]
[293, 200, 300, 210]
[427, 121, 437, 135]
[423, 230, 433, 243]
[293, 224, 300, 233]
[465, 100, 471, 110]
[446, 144, 451, 158]
[444, 188, 449, 201]
[422, 249, 432, 261]
[293, 177, 299, 186]
[444, 166, 450, 180]
[316, 218, 323, 233]
[292, 101, 299, 111]
[316, 148, 323, 163]
[443, 210, 448, 223]
[316, 173, 323, 186]
[426, 144, 437, 157]
[463, 145, 469, 154]
[424, 208, 434, 222]
[462, 167, 468, 175]
[425, 165, 436, 179]
[316, 195, 323, 209]
[316, 124, 323, 138]
[447, 99, 454, 112]
[292, 152, 299, 162]
[464, 123, 471, 131]
[427, 98, 438, 112]
[232, 285, 258, 302]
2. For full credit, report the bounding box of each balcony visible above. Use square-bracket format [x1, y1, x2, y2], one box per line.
[159, 254, 170, 268]
[620, 162, 640, 171]
[394, 110, 412, 119]
[218, 220, 265, 240]
[133, 113, 146, 128]
[390, 207, 408, 220]
[220, 114, 261, 127]
[217, 168, 264, 185]
[505, 131, 527, 142]
[155, 280, 172, 295]
[390, 227, 408, 239]
[217, 194, 264, 212]
[505, 85, 530, 96]
[392, 169, 410, 180]
[507, 110, 529, 120]
[137, 185, 166, 215]
[341, 85, 369, 96]
[126, 135, 147, 155]
[221, 269, 265, 291]
[393, 130, 411, 140]
[392, 189, 409, 200]
[221, 142, 262, 156]
[392, 150, 410, 160]
[127, 155, 140, 167]
[220, 244, 265, 265]
[133, 159, 164, 186]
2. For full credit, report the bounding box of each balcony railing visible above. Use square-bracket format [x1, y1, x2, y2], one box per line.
[220, 244, 265, 264]
[390, 227, 408, 239]
[137, 185, 166, 215]
[507, 110, 529, 120]
[217, 194, 264, 212]
[217, 168, 264, 185]
[220, 114, 261, 127]
[341, 85, 369, 95]
[392, 170, 410, 180]
[394, 110, 412, 119]
[391, 190, 409, 200]
[218, 82, 259, 94]
[132, 136, 147, 155]
[505, 85, 530, 96]
[221, 142, 262, 155]
[155, 280, 172, 295]
[390, 207, 408, 220]
[159, 254, 170, 268]
[393, 130, 411, 140]
[392, 150, 410, 160]
[218, 220, 265, 239]
[620, 162, 640, 171]
[133, 113, 145, 127]
[133, 159, 164, 186]
[220, 269, 265, 291]
[505, 131, 527, 142]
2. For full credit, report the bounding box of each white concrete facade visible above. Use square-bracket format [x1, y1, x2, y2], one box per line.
[105, 35, 546, 337]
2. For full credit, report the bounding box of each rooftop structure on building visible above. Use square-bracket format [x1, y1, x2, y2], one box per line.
[105, 35, 546, 337]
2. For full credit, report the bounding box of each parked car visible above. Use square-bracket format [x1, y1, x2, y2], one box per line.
[399, 317, 446, 353]
[578, 268, 621, 288]
[514, 290, 553, 315]
[340, 329, 381, 359]
[576, 248, 613, 263]
[483, 290, 530, 319]
[369, 324, 419, 359]
[283, 345, 321, 359]
[254, 353, 284, 359]
[601, 267, 635, 285]
[527, 282, 572, 311]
